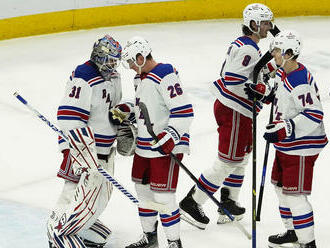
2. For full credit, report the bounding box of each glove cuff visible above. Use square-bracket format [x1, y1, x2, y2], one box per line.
[284, 119, 295, 138]
[163, 126, 180, 145]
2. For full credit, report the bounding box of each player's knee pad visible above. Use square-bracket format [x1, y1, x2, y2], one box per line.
[284, 194, 312, 213]
[135, 183, 153, 202]
[153, 191, 177, 214]
[202, 159, 237, 184]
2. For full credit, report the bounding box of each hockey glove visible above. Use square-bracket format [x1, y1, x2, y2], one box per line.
[244, 82, 269, 101]
[109, 103, 131, 125]
[263, 119, 295, 143]
[151, 126, 180, 155]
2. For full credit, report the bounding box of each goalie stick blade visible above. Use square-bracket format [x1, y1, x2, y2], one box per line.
[180, 211, 207, 230]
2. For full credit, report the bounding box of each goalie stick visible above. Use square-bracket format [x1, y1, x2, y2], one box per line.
[138, 101, 252, 240]
[251, 25, 280, 247]
[13, 92, 139, 205]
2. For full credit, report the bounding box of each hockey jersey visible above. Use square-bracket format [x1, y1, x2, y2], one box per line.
[210, 36, 264, 118]
[272, 63, 328, 156]
[133, 63, 194, 158]
[57, 61, 122, 181]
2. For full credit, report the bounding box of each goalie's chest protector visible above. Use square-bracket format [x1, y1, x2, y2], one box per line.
[57, 61, 122, 155]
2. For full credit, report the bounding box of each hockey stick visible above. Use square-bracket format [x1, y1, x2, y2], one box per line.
[139, 102, 251, 240]
[251, 25, 280, 248]
[256, 101, 274, 221]
[13, 92, 139, 205]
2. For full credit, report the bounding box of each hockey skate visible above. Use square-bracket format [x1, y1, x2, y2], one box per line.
[299, 240, 316, 248]
[82, 239, 106, 248]
[167, 239, 182, 248]
[268, 230, 299, 248]
[126, 222, 158, 248]
[179, 186, 209, 230]
[217, 187, 245, 224]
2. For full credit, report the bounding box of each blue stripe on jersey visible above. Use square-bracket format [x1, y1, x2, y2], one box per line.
[58, 105, 90, 115]
[213, 79, 263, 113]
[146, 75, 160, 84]
[301, 109, 323, 123]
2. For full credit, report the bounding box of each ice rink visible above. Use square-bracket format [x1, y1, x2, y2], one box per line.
[1, 16, 330, 248]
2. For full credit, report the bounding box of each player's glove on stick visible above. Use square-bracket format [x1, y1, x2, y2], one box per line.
[151, 126, 180, 155]
[109, 104, 131, 125]
[244, 82, 269, 101]
[263, 119, 295, 143]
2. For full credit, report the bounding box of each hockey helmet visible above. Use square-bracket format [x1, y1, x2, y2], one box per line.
[243, 3, 273, 29]
[121, 36, 152, 69]
[270, 30, 301, 56]
[91, 35, 122, 76]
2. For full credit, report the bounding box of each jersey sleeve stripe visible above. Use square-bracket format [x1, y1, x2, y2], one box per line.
[224, 72, 248, 85]
[301, 109, 324, 123]
[213, 79, 262, 113]
[170, 104, 194, 118]
[274, 135, 328, 151]
[57, 106, 90, 123]
[94, 134, 116, 148]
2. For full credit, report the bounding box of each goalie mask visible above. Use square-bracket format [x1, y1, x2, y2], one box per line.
[116, 124, 137, 156]
[91, 35, 122, 79]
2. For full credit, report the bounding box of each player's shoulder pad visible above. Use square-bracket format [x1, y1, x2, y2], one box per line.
[286, 63, 309, 89]
[72, 60, 105, 87]
[233, 36, 261, 53]
[146, 63, 178, 84]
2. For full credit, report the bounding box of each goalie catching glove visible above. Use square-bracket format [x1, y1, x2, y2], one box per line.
[151, 126, 180, 155]
[116, 124, 137, 156]
[263, 119, 295, 143]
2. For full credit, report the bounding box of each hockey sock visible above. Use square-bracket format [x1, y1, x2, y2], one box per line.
[284, 194, 315, 244]
[154, 192, 180, 241]
[222, 166, 245, 202]
[274, 186, 294, 230]
[135, 184, 158, 233]
[193, 159, 235, 205]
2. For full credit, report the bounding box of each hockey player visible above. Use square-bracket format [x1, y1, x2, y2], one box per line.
[121, 36, 194, 248]
[258, 30, 327, 248]
[47, 35, 123, 248]
[179, 3, 274, 228]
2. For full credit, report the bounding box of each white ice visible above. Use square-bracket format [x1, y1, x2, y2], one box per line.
[0, 16, 330, 248]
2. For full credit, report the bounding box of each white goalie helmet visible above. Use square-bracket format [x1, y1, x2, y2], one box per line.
[243, 3, 273, 29]
[122, 36, 152, 69]
[270, 30, 302, 56]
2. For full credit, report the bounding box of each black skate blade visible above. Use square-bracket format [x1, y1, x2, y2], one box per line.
[180, 211, 207, 230]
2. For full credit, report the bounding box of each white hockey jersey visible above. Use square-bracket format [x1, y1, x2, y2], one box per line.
[133, 63, 194, 158]
[272, 63, 328, 156]
[57, 61, 122, 181]
[210, 36, 264, 118]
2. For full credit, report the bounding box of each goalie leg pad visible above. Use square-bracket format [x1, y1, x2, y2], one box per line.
[79, 219, 111, 244]
[68, 127, 99, 174]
